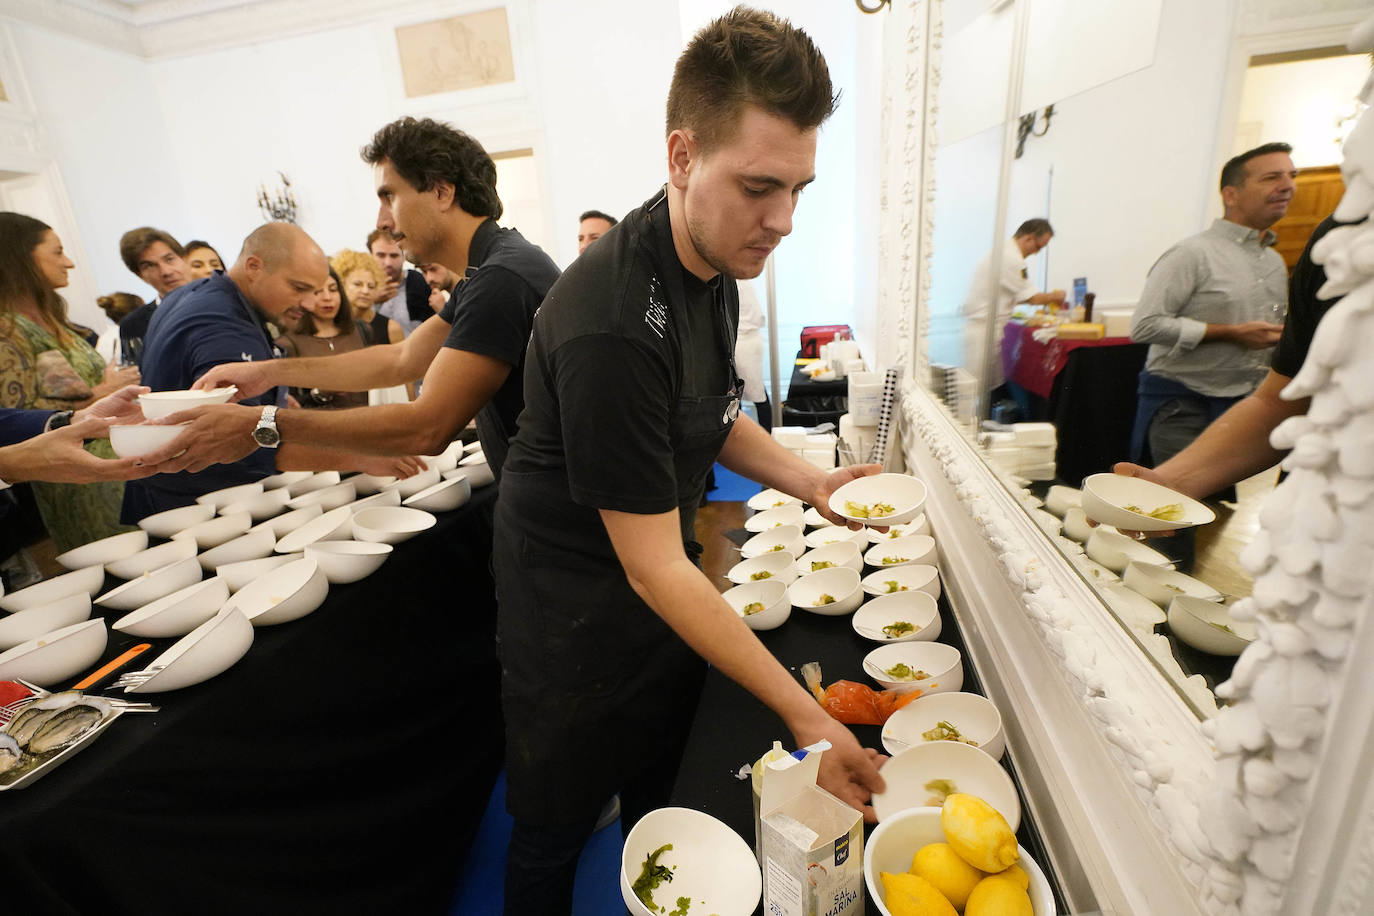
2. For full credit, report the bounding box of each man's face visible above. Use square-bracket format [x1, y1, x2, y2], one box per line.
[1018, 232, 1052, 257]
[1226, 152, 1298, 230]
[250, 246, 328, 326]
[136, 241, 191, 297]
[420, 262, 456, 291]
[375, 159, 444, 265]
[368, 234, 405, 282]
[678, 106, 817, 280]
[577, 217, 614, 254]
[186, 246, 223, 280]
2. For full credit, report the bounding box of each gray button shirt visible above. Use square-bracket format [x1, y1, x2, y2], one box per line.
[1130, 218, 1286, 397]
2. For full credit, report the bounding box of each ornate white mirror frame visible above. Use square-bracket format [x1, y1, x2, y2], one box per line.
[876, 2, 1374, 913]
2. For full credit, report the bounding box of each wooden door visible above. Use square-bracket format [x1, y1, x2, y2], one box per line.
[1272, 165, 1345, 273]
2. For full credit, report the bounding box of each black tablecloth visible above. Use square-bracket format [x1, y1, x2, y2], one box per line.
[2, 485, 501, 916]
[782, 355, 849, 428]
[1049, 343, 1148, 486]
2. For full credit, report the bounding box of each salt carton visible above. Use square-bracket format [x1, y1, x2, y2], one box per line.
[758, 740, 863, 916]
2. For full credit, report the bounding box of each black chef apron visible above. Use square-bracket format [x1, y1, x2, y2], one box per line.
[495, 189, 743, 825]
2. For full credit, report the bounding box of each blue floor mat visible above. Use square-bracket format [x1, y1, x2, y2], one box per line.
[707, 462, 762, 503]
[450, 770, 624, 914]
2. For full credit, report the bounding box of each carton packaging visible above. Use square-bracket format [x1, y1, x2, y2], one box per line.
[758, 740, 863, 916]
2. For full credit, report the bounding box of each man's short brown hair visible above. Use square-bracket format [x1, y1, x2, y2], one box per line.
[119, 227, 185, 274]
[366, 228, 401, 252]
[666, 5, 837, 153]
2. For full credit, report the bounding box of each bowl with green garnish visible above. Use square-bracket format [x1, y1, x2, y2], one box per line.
[881, 690, 1003, 759]
[739, 525, 805, 560]
[1167, 595, 1256, 656]
[722, 579, 791, 631]
[852, 591, 941, 644]
[1122, 561, 1222, 609]
[861, 564, 941, 600]
[621, 806, 761, 916]
[793, 540, 863, 577]
[863, 641, 962, 695]
[744, 503, 805, 533]
[871, 741, 1020, 828]
[725, 551, 799, 587]
[829, 472, 928, 526]
[786, 566, 862, 616]
[1081, 473, 1216, 532]
[862, 534, 937, 570]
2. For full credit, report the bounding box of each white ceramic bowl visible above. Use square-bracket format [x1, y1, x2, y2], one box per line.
[248, 504, 323, 539]
[304, 540, 393, 584]
[403, 476, 471, 513]
[0, 593, 92, 651]
[112, 576, 230, 638]
[419, 442, 463, 474]
[0, 565, 106, 613]
[1085, 528, 1173, 574]
[348, 472, 397, 496]
[883, 691, 1004, 759]
[829, 473, 927, 526]
[95, 556, 202, 612]
[1123, 560, 1222, 608]
[865, 518, 931, 544]
[1044, 485, 1082, 518]
[864, 535, 937, 569]
[739, 525, 805, 560]
[1101, 584, 1167, 631]
[794, 541, 863, 576]
[222, 557, 329, 626]
[136, 386, 236, 420]
[172, 511, 252, 550]
[137, 502, 215, 539]
[218, 486, 291, 522]
[285, 480, 357, 512]
[196, 527, 276, 572]
[620, 807, 760, 916]
[864, 807, 1052, 916]
[864, 641, 962, 694]
[195, 481, 264, 510]
[1168, 595, 1256, 656]
[724, 552, 798, 587]
[744, 503, 805, 533]
[803, 525, 869, 549]
[257, 470, 313, 491]
[388, 467, 441, 499]
[217, 552, 302, 593]
[786, 566, 863, 616]
[721, 580, 791, 631]
[861, 564, 941, 601]
[105, 536, 198, 580]
[746, 488, 801, 511]
[801, 506, 832, 528]
[124, 607, 254, 693]
[1069, 553, 1121, 586]
[1081, 472, 1216, 532]
[851, 591, 941, 644]
[345, 490, 403, 514]
[54, 529, 148, 571]
[284, 470, 342, 497]
[449, 458, 494, 489]
[872, 742, 1020, 828]
[275, 505, 355, 553]
[0, 618, 107, 687]
[461, 439, 484, 455]
[109, 423, 187, 458]
[1062, 506, 1101, 543]
[351, 506, 438, 544]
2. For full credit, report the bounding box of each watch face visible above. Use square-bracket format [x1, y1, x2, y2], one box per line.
[253, 427, 281, 447]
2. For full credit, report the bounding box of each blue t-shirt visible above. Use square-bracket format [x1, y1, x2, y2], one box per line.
[121, 272, 284, 521]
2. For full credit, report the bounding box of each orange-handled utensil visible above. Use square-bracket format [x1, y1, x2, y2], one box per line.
[74, 644, 152, 690]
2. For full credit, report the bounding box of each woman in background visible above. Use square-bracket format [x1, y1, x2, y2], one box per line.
[331, 249, 402, 348]
[184, 240, 224, 280]
[94, 291, 145, 364]
[275, 268, 369, 409]
[0, 212, 140, 550]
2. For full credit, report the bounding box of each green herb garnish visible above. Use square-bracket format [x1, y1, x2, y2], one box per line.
[632, 844, 675, 911]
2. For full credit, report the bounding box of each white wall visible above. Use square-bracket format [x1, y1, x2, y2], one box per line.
[1235, 53, 1367, 168]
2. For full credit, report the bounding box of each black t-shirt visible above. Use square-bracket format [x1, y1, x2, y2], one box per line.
[436, 218, 560, 474]
[1271, 215, 1357, 378]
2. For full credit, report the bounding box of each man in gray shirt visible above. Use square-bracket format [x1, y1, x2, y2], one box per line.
[1129, 142, 1296, 469]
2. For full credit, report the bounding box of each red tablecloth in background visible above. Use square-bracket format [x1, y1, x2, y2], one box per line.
[1001, 320, 1135, 399]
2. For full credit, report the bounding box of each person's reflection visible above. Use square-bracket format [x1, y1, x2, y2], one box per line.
[960, 218, 1066, 416]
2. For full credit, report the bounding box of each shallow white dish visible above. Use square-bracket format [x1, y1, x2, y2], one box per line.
[883, 691, 1003, 759]
[217, 552, 302, 593]
[1044, 485, 1082, 518]
[1123, 560, 1222, 608]
[304, 540, 393, 584]
[137, 502, 215, 539]
[0, 618, 107, 687]
[172, 511, 252, 550]
[1062, 506, 1101, 543]
[275, 505, 354, 554]
[724, 552, 798, 587]
[1101, 584, 1167, 631]
[348, 472, 397, 496]
[109, 423, 187, 458]
[222, 557, 328, 626]
[124, 607, 254, 693]
[851, 591, 941, 644]
[738, 524, 805, 560]
[1085, 528, 1173, 574]
[801, 506, 832, 528]
[248, 504, 323, 539]
[286, 470, 342, 497]
[420, 441, 463, 473]
[863, 641, 961, 694]
[794, 541, 863, 576]
[136, 386, 236, 420]
[829, 472, 927, 526]
[1081, 472, 1216, 532]
[744, 503, 805, 533]
[786, 566, 863, 616]
[351, 506, 437, 544]
[218, 486, 291, 522]
[112, 576, 230, 638]
[55, 529, 148, 571]
[461, 439, 484, 454]
[864, 535, 937, 570]
[861, 564, 941, 601]
[0, 565, 106, 613]
[257, 470, 313, 491]
[803, 525, 868, 549]
[195, 481, 264, 510]
[620, 807, 760, 916]
[197, 528, 276, 571]
[403, 476, 471, 513]
[450, 457, 494, 489]
[285, 480, 356, 512]
[95, 557, 202, 612]
[872, 742, 1020, 828]
[345, 490, 403, 514]
[865, 518, 930, 544]
[864, 808, 1052, 916]
[1168, 595, 1256, 656]
[388, 467, 441, 499]
[0, 593, 92, 651]
[746, 488, 802, 511]
[105, 536, 198, 580]
[721, 579, 790, 630]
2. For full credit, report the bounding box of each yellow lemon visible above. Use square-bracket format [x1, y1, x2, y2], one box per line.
[991, 863, 1030, 890]
[965, 875, 1034, 916]
[910, 841, 985, 910]
[879, 871, 959, 916]
[941, 793, 1020, 873]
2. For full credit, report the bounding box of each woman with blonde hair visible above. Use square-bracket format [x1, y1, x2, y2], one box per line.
[330, 249, 402, 347]
[0, 212, 140, 549]
[275, 267, 370, 409]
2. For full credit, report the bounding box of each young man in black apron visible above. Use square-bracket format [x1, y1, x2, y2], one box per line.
[495, 9, 887, 910]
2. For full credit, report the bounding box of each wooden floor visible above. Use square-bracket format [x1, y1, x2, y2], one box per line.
[695, 499, 748, 591]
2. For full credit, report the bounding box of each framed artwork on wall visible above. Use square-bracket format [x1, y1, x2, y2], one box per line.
[395, 7, 516, 98]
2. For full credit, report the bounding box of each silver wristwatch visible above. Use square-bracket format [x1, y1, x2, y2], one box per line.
[251, 405, 281, 448]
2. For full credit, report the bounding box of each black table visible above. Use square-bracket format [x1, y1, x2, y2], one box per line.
[782, 354, 848, 428]
[1048, 342, 1148, 486]
[2, 486, 502, 916]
